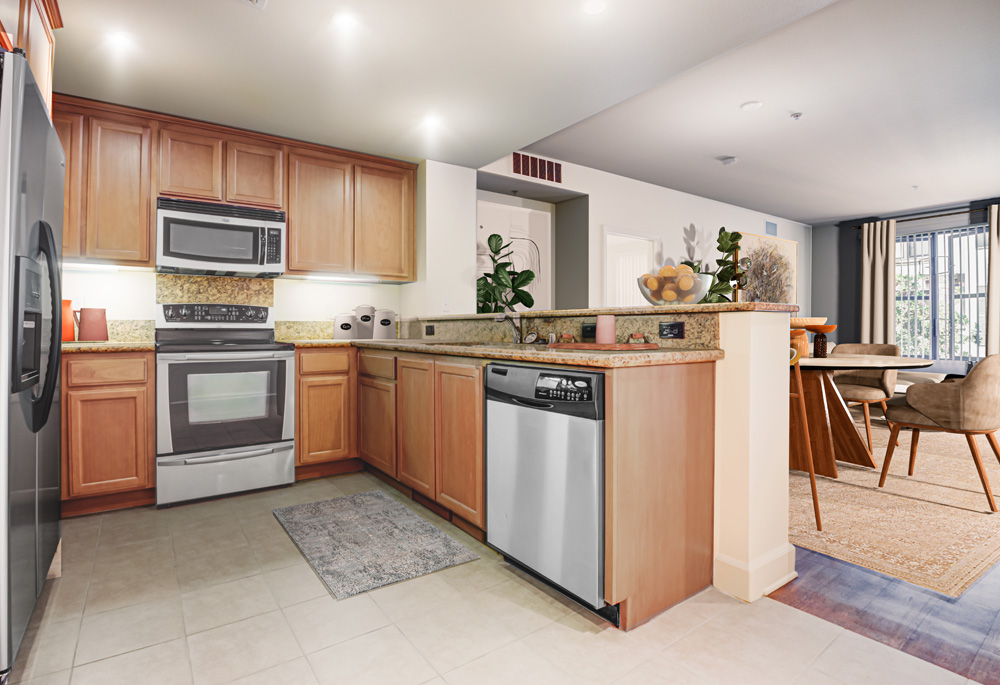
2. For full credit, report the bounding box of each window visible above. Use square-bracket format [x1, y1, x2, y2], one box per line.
[895, 224, 989, 361]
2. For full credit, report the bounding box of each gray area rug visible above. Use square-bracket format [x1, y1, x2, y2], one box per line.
[273, 491, 479, 599]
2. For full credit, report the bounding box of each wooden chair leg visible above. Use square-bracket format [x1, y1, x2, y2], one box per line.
[987, 432, 1000, 467]
[881, 401, 899, 446]
[878, 424, 902, 488]
[794, 362, 822, 531]
[966, 434, 998, 513]
[862, 402, 873, 454]
[908, 429, 920, 476]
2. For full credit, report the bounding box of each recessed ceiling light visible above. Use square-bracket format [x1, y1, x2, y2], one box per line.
[583, 1, 607, 15]
[421, 114, 442, 129]
[740, 101, 762, 111]
[333, 12, 360, 31]
[105, 31, 134, 55]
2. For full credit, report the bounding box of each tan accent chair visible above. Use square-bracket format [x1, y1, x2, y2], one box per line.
[831, 343, 900, 452]
[879, 355, 1000, 512]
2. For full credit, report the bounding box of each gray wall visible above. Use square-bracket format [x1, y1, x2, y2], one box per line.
[553, 196, 590, 310]
[811, 223, 861, 344]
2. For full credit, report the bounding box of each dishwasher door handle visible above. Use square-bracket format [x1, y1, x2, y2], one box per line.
[511, 397, 554, 409]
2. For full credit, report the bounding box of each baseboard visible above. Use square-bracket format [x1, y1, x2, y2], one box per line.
[295, 458, 364, 481]
[61, 488, 156, 518]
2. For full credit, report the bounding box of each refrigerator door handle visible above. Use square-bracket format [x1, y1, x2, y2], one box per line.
[31, 218, 60, 433]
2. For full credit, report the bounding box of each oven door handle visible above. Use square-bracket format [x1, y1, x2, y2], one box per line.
[157, 351, 294, 362]
[160, 447, 277, 467]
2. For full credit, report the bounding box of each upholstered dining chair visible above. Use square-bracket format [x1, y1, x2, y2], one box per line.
[831, 343, 900, 452]
[879, 355, 1000, 512]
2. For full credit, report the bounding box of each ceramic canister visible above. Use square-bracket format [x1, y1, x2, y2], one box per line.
[373, 309, 396, 339]
[354, 304, 375, 339]
[333, 313, 357, 340]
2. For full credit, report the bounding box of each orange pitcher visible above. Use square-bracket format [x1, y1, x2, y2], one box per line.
[61, 299, 75, 342]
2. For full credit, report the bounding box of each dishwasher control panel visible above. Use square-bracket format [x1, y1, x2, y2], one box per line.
[535, 373, 592, 402]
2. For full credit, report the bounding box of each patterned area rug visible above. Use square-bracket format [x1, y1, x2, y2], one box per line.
[273, 491, 478, 598]
[790, 415, 1000, 596]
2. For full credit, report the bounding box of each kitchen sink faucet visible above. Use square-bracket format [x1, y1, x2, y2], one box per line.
[495, 314, 522, 344]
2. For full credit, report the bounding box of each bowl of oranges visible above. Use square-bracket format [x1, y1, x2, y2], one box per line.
[637, 264, 711, 305]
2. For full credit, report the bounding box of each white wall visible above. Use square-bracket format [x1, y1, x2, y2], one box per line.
[401, 160, 478, 317]
[480, 155, 813, 314]
[62, 268, 157, 319]
[273, 279, 401, 320]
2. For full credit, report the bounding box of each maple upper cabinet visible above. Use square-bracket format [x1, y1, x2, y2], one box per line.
[354, 163, 415, 281]
[396, 356, 435, 499]
[434, 361, 484, 528]
[86, 115, 154, 265]
[52, 110, 83, 258]
[287, 151, 353, 273]
[226, 139, 283, 208]
[296, 348, 356, 465]
[159, 127, 224, 201]
[17, 0, 59, 112]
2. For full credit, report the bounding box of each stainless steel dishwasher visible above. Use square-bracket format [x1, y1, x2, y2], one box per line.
[485, 363, 606, 612]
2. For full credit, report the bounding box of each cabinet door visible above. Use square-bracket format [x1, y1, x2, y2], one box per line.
[298, 374, 353, 464]
[354, 163, 414, 280]
[86, 117, 154, 264]
[287, 152, 353, 273]
[359, 376, 396, 478]
[159, 127, 224, 201]
[435, 362, 484, 527]
[21, 0, 53, 112]
[65, 386, 151, 497]
[226, 140, 283, 208]
[397, 357, 435, 498]
[53, 111, 84, 258]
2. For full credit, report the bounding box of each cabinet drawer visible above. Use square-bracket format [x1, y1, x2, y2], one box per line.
[66, 356, 149, 387]
[299, 349, 351, 375]
[358, 351, 396, 379]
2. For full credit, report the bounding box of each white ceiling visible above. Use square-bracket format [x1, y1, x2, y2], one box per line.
[525, 0, 1000, 225]
[52, 0, 837, 169]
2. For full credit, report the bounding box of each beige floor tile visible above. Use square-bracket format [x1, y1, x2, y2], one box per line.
[19, 670, 71, 685]
[90, 537, 174, 581]
[307, 625, 437, 685]
[171, 523, 249, 564]
[613, 653, 717, 684]
[326, 473, 387, 496]
[96, 512, 171, 549]
[808, 630, 967, 684]
[624, 601, 711, 651]
[790, 667, 848, 685]
[249, 534, 305, 572]
[84, 566, 180, 616]
[231, 657, 318, 685]
[34, 575, 90, 625]
[282, 594, 390, 654]
[471, 576, 578, 638]
[181, 574, 278, 635]
[9, 617, 80, 682]
[437, 559, 514, 596]
[69, 638, 192, 685]
[187, 610, 302, 685]
[167, 499, 238, 536]
[175, 544, 261, 593]
[74, 597, 184, 666]
[661, 598, 842, 684]
[442, 639, 586, 685]
[264, 563, 330, 607]
[396, 597, 519, 673]
[680, 586, 743, 620]
[239, 514, 288, 545]
[369, 573, 465, 622]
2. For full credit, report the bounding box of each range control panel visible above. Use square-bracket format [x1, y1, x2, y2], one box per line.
[161, 303, 269, 324]
[534, 373, 593, 402]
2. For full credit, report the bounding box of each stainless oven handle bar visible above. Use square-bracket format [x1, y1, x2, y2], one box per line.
[159, 448, 277, 467]
[157, 351, 294, 362]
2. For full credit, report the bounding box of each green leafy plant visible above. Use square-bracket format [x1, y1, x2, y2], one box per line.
[682, 227, 743, 303]
[477, 234, 536, 313]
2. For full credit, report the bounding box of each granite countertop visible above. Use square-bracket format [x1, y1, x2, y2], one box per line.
[277, 339, 353, 348]
[62, 341, 155, 353]
[415, 302, 798, 321]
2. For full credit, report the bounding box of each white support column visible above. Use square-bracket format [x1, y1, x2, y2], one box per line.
[713, 311, 796, 601]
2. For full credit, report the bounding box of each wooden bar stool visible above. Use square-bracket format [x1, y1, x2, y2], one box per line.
[790, 348, 822, 530]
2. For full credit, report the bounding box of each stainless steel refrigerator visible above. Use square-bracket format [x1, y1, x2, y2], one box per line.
[0, 50, 64, 679]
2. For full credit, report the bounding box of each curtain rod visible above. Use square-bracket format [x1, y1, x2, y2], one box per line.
[850, 208, 986, 229]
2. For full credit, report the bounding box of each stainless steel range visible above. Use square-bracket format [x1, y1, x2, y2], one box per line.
[154, 303, 295, 506]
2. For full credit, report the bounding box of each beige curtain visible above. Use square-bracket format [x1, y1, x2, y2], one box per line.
[860, 219, 896, 344]
[988, 205, 1000, 356]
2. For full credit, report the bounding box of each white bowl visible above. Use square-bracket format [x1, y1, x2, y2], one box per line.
[636, 272, 712, 306]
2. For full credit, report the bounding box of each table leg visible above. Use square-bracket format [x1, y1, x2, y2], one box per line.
[821, 371, 877, 469]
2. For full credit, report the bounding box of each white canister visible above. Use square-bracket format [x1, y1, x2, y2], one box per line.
[354, 304, 375, 339]
[333, 313, 357, 340]
[373, 309, 396, 339]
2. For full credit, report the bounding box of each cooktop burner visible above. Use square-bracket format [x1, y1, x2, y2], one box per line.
[155, 327, 293, 353]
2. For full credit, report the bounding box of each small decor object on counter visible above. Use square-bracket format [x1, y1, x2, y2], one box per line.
[790, 329, 809, 359]
[790, 317, 827, 328]
[559, 333, 576, 344]
[61, 299, 75, 342]
[595, 314, 616, 344]
[333, 313, 357, 340]
[373, 309, 397, 339]
[73, 308, 108, 342]
[628, 333, 650, 344]
[354, 304, 375, 339]
[806, 324, 837, 358]
[674, 227, 745, 303]
[477, 233, 536, 313]
[637, 263, 711, 305]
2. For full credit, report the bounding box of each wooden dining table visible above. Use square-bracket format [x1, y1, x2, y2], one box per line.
[790, 354, 933, 478]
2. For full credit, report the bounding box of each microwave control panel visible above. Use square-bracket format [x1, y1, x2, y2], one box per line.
[161, 303, 269, 323]
[264, 228, 282, 264]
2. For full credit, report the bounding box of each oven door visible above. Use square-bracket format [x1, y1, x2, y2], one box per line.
[156, 350, 295, 456]
[156, 208, 269, 273]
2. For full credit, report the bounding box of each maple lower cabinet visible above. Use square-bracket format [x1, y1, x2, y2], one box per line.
[396, 356, 436, 499]
[159, 127, 224, 201]
[354, 163, 415, 281]
[287, 151, 353, 273]
[358, 375, 397, 478]
[296, 348, 356, 465]
[52, 110, 83, 258]
[86, 115, 155, 265]
[226, 139, 283, 208]
[434, 361, 484, 528]
[61, 352, 154, 500]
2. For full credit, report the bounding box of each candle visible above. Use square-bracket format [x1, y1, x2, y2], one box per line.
[596, 314, 616, 345]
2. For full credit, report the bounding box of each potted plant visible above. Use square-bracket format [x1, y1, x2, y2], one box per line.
[477, 234, 536, 313]
[682, 227, 743, 303]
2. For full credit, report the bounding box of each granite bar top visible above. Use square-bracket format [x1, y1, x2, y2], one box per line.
[280, 340, 353, 348]
[62, 341, 155, 353]
[415, 302, 798, 321]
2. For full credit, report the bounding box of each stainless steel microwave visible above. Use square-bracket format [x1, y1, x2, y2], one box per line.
[155, 198, 286, 278]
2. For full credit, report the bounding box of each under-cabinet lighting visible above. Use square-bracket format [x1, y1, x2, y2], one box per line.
[62, 263, 153, 273]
